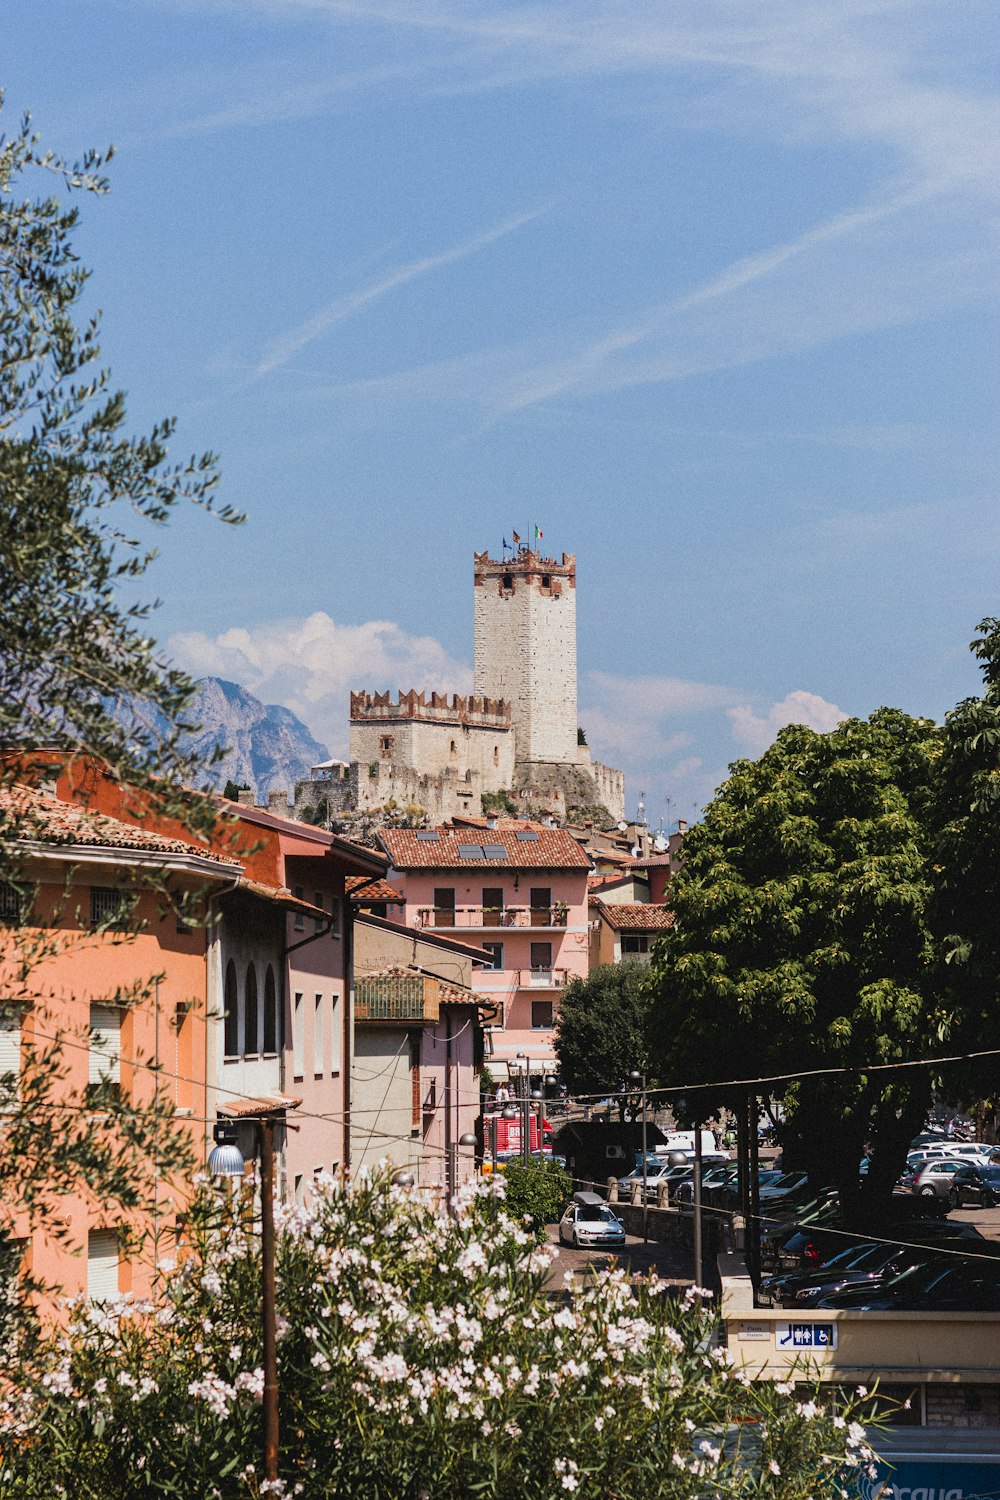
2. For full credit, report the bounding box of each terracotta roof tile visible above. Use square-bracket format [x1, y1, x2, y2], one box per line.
[380, 824, 591, 871]
[591, 900, 675, 932]
[0, 786, 242, 867]
[218, 1094, 302, 1118]
[346, 875, 405, 904]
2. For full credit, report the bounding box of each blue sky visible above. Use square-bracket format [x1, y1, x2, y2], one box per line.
[7, 1, 999, 824]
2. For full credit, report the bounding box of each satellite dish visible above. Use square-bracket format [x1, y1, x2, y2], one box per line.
[617, 820, 628, 832]
[630, 845, 641, 858]
[653, 835, 667, 852]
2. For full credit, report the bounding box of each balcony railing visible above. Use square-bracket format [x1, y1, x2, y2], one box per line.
[355, 973, 440, 1025]
[517, 968, 570, 989]
[417, 905, 569, 930]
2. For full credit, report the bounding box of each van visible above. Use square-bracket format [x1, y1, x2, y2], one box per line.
[654, 1130, 728, 1164]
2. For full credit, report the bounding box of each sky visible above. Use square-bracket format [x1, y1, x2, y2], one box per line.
[6, 0, 999, 826]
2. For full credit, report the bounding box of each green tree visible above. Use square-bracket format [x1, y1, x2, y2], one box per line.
[0, 106, 239, 1282]
[928, 619, 1000, 1113]
[498, 1157, 571, 1232]
[647, 710, 944, 1226]
[555, 963, 651, 1117]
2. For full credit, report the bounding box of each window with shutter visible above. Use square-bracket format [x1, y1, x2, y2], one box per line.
[330, 993, 340, 1073]
[313, 994, 324, 1076]
[0, 1016, 20, 1109]
[88, 1005, 121, 1098]
[292, 993, 304, 1080]
[87, 1229, 120, 1302]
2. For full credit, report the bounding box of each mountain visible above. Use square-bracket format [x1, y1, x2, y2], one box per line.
[179, 678, 330, 802]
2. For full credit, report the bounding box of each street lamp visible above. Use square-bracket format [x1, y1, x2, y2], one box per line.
[208, 1116, 280, 1488]
[515, 1053, 532, 1165]
[629, 1071, 648, 1242]
[447, 1131, 479, 1209]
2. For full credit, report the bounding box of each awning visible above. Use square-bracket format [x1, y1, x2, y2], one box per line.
[218, 1093, 301, 1118]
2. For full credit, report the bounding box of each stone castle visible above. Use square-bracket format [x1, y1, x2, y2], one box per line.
[296, 546, 624, 826]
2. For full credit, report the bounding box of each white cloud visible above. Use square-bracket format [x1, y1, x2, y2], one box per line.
[727, 689, 847, 757]
[169, 612, 471, 755]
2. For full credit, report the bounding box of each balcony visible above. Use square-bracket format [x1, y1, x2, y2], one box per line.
[355, 973, 440, 1025]
[416, 905, 569, 931]
[517, 968, 570, 989]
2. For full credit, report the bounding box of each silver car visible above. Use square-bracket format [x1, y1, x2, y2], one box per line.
[558, 1191, 627, 1248]
[908, 1159, 968, 1200]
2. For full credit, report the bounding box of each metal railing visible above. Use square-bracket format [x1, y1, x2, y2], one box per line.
[416, 905, 570, 930]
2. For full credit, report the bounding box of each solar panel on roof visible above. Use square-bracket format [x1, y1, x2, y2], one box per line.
[415, 831, 440, 841]
[482, 844, 508, 861]
[457, 843, 485, 859]
[516, 830, 539, 841]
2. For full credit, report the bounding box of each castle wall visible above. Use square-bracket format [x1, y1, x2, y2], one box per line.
[350, 709, 514, 787]
[592, 760, 626, 823]
[473, 550, 579, 766]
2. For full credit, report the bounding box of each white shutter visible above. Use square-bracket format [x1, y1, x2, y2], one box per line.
[330, 994, 341, 1074]
[87, 1229, 120, 1301]
[292, 994, 304, 1079]
[313, 994, 324, 1076]
[0, 1016, 20, 1108]
[89, 1006, 121, 1086]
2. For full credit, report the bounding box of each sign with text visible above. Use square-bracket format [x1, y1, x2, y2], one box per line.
[736, 1322, 770, 1341]
[775, 1321, 837, 1350]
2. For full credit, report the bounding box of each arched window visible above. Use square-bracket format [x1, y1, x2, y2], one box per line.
[263, 966, 278, 1054]
[224, 961, 239, 1057]
[493, 745, 499, 766]
[244, 964, 259, 1056]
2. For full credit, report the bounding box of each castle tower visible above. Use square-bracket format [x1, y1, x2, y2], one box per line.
[473, 547, 579, 766]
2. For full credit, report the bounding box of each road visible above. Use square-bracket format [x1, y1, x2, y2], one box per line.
[950, 1201, 1000, 1241]
[545, 1224, 716, 1293]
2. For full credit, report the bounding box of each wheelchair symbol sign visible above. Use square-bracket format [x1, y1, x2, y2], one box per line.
[775, 1322, 837, 1350]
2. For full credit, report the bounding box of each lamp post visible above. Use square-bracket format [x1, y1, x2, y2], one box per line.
[515, 1053, 531, 1165]
[448, 1131, 479, 1209]
[208, 1116, 280, 1487]
[629, 1070, 648, 1241]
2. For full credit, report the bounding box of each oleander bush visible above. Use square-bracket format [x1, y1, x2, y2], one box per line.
[0, 1174, 881, 1500]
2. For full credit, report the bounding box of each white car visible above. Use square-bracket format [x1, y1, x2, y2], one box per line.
[558, 1191, 627, 1248]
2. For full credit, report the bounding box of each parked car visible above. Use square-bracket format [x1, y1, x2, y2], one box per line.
[906, 1159, 969, 1199]
[814, 1259, 1000, 1312]
[616, 1160, 689, 1201]
[782, 1244, 941, 1307]
[760, 1242, 880, 1302]
[948, 1164, 1000, 1209]
[558, 1191, 627, 1248]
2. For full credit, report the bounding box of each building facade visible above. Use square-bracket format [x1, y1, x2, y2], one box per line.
[378, 821, 591, 1076]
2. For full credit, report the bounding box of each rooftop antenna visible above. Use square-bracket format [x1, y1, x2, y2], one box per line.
[636, 791, 647, 826]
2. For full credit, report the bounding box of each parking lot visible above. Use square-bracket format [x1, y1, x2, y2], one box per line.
[950, 1201, 1000, 1240]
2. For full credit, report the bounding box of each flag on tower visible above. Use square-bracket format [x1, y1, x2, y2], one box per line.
[503, 536, 511, 551]
[512, 530, 521, 543]
[534, 524, 543, 542]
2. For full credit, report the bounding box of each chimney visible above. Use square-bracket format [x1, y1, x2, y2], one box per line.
[486, 815, 498, 830]
[237, 790, 255, 807]
[268, 790, 290, 818]
[677, 819, 687, 835]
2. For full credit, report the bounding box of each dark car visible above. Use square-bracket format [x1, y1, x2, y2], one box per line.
[949, 1164, 1000, 1209]
[759, 1242, 880, 1302]
[780, 1243, 940, 1307]
[815, 1259, 1000, 1312]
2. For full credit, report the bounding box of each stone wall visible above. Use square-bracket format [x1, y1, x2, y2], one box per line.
[350, 701, 515, 787]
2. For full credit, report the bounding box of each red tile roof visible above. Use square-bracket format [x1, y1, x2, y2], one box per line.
[591, 900, 675, 932]
[380, 823, 591, 871]
[0, 786, 242, 867]
[217, 1093, 302, 1118]
[346, 875, 405, 904]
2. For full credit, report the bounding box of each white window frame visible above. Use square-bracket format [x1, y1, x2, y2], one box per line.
[292, 992, 304, 1080]
[89, 1005, 121, 1089]
[87, 1228, 120, 1302]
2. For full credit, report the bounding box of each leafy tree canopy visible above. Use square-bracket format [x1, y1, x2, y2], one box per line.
[929, 619, 1000, 1101]
[647, 709, 944, 1224]
[555, 962, 651, 1112]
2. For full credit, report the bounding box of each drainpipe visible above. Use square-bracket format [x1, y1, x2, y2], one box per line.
[339, 872, 385, 1180]
[444, 1008, 453, 1201]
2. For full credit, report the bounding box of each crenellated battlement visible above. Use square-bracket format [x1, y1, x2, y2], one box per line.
[350, 689, 512, 727]
[473, 547, 575, 587]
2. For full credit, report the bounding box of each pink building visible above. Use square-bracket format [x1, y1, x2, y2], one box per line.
[378, 821, 591, 1081]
